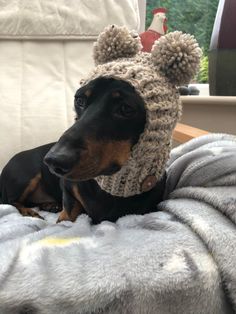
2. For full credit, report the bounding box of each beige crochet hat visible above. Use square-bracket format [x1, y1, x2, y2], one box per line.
[81, 25, 201, 197]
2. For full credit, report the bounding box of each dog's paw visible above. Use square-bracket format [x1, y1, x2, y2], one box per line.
[56, 209, 70, 223]
[19, 207, 44, 220]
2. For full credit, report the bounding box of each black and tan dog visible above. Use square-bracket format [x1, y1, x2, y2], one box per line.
[0, 77, 166, 223]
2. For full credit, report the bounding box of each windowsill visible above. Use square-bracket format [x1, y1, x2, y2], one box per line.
[181, 84, 236, 105]
[180, 95, 236, 106]
[179, 85, 236, 136]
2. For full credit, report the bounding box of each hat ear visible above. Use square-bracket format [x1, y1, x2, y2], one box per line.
[93, 25, 141, 65]
[151, 31, 202, 85]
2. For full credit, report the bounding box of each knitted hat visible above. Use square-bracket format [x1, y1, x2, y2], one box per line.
[81, 25, 201, 197]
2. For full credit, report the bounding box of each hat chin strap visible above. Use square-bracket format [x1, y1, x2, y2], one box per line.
[95, 169, 159, 198]
[94, 163, 151, 198]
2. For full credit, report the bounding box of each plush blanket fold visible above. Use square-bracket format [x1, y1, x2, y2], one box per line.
[0, 133, 236, 314]
[0, 0, 140, 39]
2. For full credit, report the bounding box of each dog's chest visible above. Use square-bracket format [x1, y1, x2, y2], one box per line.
[77, 173, 166, 223]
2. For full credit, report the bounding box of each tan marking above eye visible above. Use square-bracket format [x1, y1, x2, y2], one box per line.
[112, 91, 120, 98]
[84, 89, 92, 97]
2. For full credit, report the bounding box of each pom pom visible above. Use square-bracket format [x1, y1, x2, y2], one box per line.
[93, 25, 141, 65]
[151, 31, 202, 85]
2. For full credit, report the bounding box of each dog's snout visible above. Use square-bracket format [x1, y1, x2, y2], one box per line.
[44, 153, 73, 176]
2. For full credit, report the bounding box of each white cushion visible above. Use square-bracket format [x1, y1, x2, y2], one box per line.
[0, 0, 140, 39]
[0, 0, 140, 168]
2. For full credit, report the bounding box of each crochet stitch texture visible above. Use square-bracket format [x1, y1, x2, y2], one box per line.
[82, 25, 201, 197]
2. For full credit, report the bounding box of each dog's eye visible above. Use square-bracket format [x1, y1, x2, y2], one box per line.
[114, 103, 136, 119]
[75, 96, 86, 110]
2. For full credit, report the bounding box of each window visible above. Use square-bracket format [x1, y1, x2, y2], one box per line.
[146, 0, 219, 83]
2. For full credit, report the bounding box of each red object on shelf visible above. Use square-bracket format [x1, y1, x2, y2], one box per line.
[140, 7, 167, 53]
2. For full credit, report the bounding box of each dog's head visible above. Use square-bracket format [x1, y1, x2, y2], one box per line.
[44, 77, 146, 181]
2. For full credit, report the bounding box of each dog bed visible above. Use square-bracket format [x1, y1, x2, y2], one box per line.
[1, 134, 236, 314]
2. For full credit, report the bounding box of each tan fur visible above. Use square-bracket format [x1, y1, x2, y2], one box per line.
[72, 185, 86, 209]
[13, 202, 43, 219]
[99, 140, 131, 170]
[85, 89, 92, 97]
[111, 91, 120, 98]
[57, 185, 85, 223]
[66, 140, 131, 181]
[18, 173, 42, 203]
[57, 209, 70, 223]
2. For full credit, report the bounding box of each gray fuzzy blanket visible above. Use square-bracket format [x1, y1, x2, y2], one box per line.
[0, 134, 236, 314]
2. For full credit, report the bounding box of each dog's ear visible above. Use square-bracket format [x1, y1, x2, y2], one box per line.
[93, 25, 141, 65]
[151, 31, 202, 86]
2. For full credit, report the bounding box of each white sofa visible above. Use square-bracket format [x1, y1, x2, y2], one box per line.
[0, 0, 142, 169]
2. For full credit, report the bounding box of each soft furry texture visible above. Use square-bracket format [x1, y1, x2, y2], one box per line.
[85, 25, 201, 197]
[93, 25, 141, 65]
[0, 134, 236, 314]
[151, 31, 202, 85]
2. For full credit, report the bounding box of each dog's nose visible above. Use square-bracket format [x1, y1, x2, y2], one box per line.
[44, 153, 73, 176]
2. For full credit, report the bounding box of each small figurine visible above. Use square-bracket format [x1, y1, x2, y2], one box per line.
[140, 7, 167, 52]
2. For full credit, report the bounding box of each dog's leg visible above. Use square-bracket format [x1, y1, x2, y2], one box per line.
[57, 185, 85, 223]
[13, 173, 44, 219]
[57, 201, 83, 223]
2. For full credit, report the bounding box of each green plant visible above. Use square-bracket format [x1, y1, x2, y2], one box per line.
[197, 55, 209, 83]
